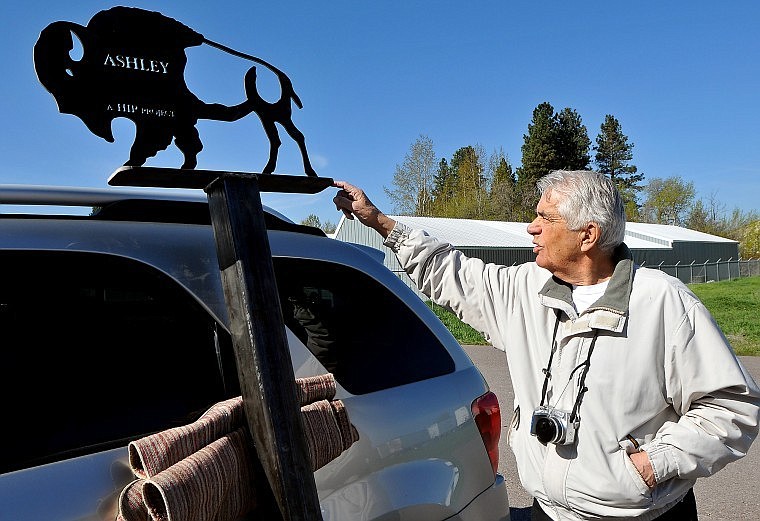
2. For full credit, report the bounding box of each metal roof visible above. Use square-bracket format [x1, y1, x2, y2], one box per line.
[387, 216, 735, 250]
[625, 222, 737, 245]
[391, 216, 534, 248]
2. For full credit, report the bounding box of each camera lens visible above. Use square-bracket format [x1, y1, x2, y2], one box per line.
[535, 416, 561, 444]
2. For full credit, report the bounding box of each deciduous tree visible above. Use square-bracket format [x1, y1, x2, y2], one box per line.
[301, 214, 322, 228]
[686, 193, 727, 236]
[640, 176, 695, 226]
[300, 214, 336, 234]
[740, 220, 760, 258]
[432, 146, 488, 218]
[384, 134, 437, 216]
[453, 145, 488, 217]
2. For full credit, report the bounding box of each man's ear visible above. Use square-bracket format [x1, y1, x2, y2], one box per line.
[579, 222, 601, 252]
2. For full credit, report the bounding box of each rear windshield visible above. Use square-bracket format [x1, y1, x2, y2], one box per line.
[274, 257, 454, 395]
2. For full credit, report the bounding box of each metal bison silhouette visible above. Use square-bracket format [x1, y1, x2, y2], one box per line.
[33, 6, 317, 176]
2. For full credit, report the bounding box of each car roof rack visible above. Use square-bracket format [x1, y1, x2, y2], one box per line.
[0, 184, 325, 236]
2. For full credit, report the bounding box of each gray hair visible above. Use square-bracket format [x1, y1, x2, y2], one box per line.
[536, 170, 626, 253]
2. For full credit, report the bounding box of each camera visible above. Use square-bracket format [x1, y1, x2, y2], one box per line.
[530, 406, 579, 445]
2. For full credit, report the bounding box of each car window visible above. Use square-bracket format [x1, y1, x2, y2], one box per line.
[275, 258, 455, 395]
[0, 251, 457, 472]
[0, 251, 233, 474]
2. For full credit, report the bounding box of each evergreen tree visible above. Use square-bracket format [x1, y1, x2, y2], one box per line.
[517, 102, 558, 189]
[556, 107, 591, 170]
[384, 134, 437, 216]
[594, 115, 644, 219]
[487, 149, 518, 221]
[514, 103, 592, 220]
[431, 158, 456, 215]
[490, 150, 515, 187]
[514, 103, 557, 220]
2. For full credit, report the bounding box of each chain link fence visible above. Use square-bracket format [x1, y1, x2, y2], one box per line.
[643, 258, 760, 284]
[393, 259, 760, 301]
[395, 258, 760, 297]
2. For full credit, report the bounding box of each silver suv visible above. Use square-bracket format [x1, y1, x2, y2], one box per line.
[0, 184, 509, 521]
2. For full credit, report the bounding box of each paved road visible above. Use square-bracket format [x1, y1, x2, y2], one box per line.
[463, 345, 760, 520]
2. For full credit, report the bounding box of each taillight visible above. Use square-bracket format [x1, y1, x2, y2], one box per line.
[471, 391, 501, 476]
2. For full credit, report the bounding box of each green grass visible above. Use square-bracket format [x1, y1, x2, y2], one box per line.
[428, 276, 760, 355]
[426, 302, 488, 345]
[688, 276, 760, 356]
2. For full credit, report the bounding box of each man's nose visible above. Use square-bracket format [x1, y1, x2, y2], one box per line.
[527, 219, 540, 235]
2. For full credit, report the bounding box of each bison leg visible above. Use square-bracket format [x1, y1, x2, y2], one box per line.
[280, 119, 317, 177]
[126, 124, 173, 166]
[174, 124, 203, 169]
[258, 118, 281, 175]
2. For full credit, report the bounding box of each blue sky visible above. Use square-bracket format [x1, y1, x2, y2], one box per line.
[2, 1, 759, 225]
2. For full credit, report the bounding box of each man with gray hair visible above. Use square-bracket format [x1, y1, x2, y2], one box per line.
[333, 170, 759, 520]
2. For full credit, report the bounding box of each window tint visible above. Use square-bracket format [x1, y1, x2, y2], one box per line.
[275, 258, 454, 395]
[0, 251, 235, 473]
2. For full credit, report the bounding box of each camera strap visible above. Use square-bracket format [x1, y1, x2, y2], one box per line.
[539, 310, 561, 408]
[538, 309, 599, 423]
[569, 332, 598, 422]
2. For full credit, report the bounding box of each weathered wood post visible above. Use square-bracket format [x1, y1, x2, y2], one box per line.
[205, 173, 321, 520]
[110, 166, 332, 520]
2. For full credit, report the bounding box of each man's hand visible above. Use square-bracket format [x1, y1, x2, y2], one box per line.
[630, 450, 656, 489]
[333, 180, 396, 238]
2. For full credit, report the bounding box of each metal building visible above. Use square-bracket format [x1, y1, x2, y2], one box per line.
[333, 215, 739, 291]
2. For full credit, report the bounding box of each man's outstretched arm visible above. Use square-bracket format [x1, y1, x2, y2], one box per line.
[333, 180, 396, 238]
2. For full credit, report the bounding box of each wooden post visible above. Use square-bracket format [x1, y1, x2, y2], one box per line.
[205, 173, 322, 520]
[108, 167, 331, 519]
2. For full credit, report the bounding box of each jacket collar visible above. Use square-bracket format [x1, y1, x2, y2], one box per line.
[538, 244, 635, 333]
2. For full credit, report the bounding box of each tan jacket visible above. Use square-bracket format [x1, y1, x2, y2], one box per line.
[385, 224, 760, 520]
